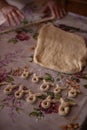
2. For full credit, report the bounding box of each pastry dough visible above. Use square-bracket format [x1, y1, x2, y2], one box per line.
[34, 24, 87, 74]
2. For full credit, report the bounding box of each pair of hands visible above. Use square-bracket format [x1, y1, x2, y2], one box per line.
[1, 0, 66, 26]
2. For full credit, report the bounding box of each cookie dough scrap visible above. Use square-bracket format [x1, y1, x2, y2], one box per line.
[34, 24, 87, 74]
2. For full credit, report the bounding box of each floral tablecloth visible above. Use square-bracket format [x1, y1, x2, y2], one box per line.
[0, 5, 87, 130]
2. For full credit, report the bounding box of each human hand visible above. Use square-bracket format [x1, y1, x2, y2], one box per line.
[42, 0, 67, 19]
[1, 2, 24, 26]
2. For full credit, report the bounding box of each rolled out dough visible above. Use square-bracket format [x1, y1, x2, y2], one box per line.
[34, 24, 87, 74]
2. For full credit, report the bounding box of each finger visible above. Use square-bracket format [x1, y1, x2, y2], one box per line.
[11, 11, 20, 25]
[59, 9, 64, 18]
[14, 9, 24, 20]
[56, 6, 66, 19]
[1, 10, 12, 25]
[59, 7, 67, 18]
[53, 7, 60, 19]
[6, 13, 16, 26]
[55, 8, 60, 18]
[62, 8, 67, 16]
[60, 0, 67, 16]
[49, 5, 56, 18]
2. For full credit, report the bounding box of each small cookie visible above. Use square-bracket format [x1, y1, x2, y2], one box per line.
[41, 100, 51, 109]
[26, 95, 37, 104]
[54, 85, 63, 95]
[58, 98, 76, 116]
[40, 80, 54, 92]
[32, 73, 41, 83]
[4, 84, 17, 95]
[68, 87, 80, 98]
[15, 90, 24, 99]
[14, 85, 25, 99]
[21, 69, 31, 79]
[4, 86, 12, 95]
[59, 105, 70, 116]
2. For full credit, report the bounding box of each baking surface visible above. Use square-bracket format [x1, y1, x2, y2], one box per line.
[0, 4, 87, 130]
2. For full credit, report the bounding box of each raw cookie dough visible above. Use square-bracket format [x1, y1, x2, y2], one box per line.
[34, 24, 87, 74]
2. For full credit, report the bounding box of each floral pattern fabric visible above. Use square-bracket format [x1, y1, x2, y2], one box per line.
[0, 4, 87, 130]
